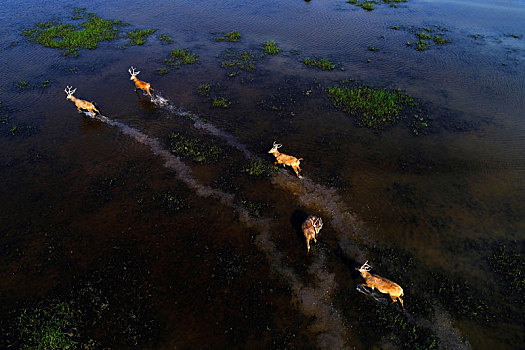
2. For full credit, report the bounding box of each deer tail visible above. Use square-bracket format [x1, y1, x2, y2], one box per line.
[298, 158, 303, 161]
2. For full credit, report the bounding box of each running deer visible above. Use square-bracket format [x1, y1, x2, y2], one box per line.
[64, 86, 100, 115]
[302, 216, 323, 253]
[268, 141, 303, 177]
[357, 261, 404, 308]
[128, 66, 155, 98]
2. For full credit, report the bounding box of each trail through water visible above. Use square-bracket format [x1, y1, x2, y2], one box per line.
[82, 110, 351, 349]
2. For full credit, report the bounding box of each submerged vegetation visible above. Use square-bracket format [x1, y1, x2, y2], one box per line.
[127, 28, 157, 46]
[197, 83, 211, 96]
[303, 57, 336, 71]
[169, 133, 224, 163]
[242, 157, 276, 177]
[490, 245, 525, 296]
[327, 82, 425, 131]
[220, 49, 257, 76]
[159, 33, 173, 44]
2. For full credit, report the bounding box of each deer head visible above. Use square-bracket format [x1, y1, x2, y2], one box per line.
[268, 141, 282, 154]
[357, 261, 372, 273]
[129, 66, 140, 80]
[64, 86, 77, 100]
[313, 217, 323, 233]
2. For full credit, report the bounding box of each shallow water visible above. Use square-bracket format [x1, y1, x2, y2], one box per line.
[1, 0, 524, 349]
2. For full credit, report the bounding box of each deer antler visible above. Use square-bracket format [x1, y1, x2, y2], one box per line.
[128, 66, 140, 76]
[361, 260, 372, 271]
[272, 141, 282, 149]
[64, 86, 76, 96]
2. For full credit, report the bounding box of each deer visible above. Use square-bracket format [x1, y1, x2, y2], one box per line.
[64, 86, 101, 115]
[128, 66, 155, 98]
[302, 216, 323, 253]
[268, 141, 303, 178]
[356, 261, 404, 308]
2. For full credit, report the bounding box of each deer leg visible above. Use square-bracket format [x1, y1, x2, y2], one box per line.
[306, 237, 311, 253]
[293, 166, 300, 177]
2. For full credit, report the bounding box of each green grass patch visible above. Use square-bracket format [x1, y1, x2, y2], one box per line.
[164, 48, 199, 67]
[327, 82, 425, 132]
[416, 32, 432, 40]
[127, 28, 157, 46]
[22, 11, 124, 56]
[212, 97, 231, 108]
[348, 0, 406, 11]
[303, 57, 335, 71]
[157, 67, 169, 75]
[400, 25, 452, 51]
[416, 39, 429, 51]
[169, 133, 224, 163]
[263, 40, 281, 55]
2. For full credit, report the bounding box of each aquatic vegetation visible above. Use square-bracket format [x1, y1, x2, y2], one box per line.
[416, 39, 429, 51]
[216, 30, 241, 42]
[18, 81, 29, 90]
[159, 33, 173, 44]
[303, 57, 335, 71]
[490, 245, 525, 296]
[327, 83, 417, 129]
[17, 299, 80, 350]
[164, 48, 199, 67]
[220, 49, 256, 76]
[394, 25, 452, 51]
[10, 125, 20, 135]
[157, 67, 169, 75]
[242, 157, 276, 177]
[347, 0, 407, 11]
[368, 46, 378, 51]
[127, 28, 157, 46]
[411, 115, 430, 135]
[21, 10, 123, 56]
[263, 40, 282, 55]
[212, 97, 231, 108]
[197, 83, 211, 96]
[154, 191, 188, 213]
[504, 33, 523, 39]
[41, 80, 50, 88]
[71, 7, 87, 20]
[239, 198, 268, 218]
[169, 132, 224, 163]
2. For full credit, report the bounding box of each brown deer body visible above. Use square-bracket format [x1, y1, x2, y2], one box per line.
[357, 261, 404, 308]
[268, 141, 303, 177]
[129, 66, 154, 98]
[64, 86, 100, 115]
[302, 216, 323, 253]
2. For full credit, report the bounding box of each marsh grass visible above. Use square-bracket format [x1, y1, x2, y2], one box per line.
[263, 40, 282, 55]
[18, 81, 29, 90]
[22, 11, 124, 56]
[303, 57, 335, 70]
[127, 28, 157, 46]
[327, 82, 428, 133]
[157, 68, 169, 75]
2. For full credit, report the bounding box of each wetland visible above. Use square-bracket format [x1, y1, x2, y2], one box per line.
[1, 0, 524, 349]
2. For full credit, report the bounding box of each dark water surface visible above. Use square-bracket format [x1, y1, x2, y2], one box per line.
[1, 0, 524, 349]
